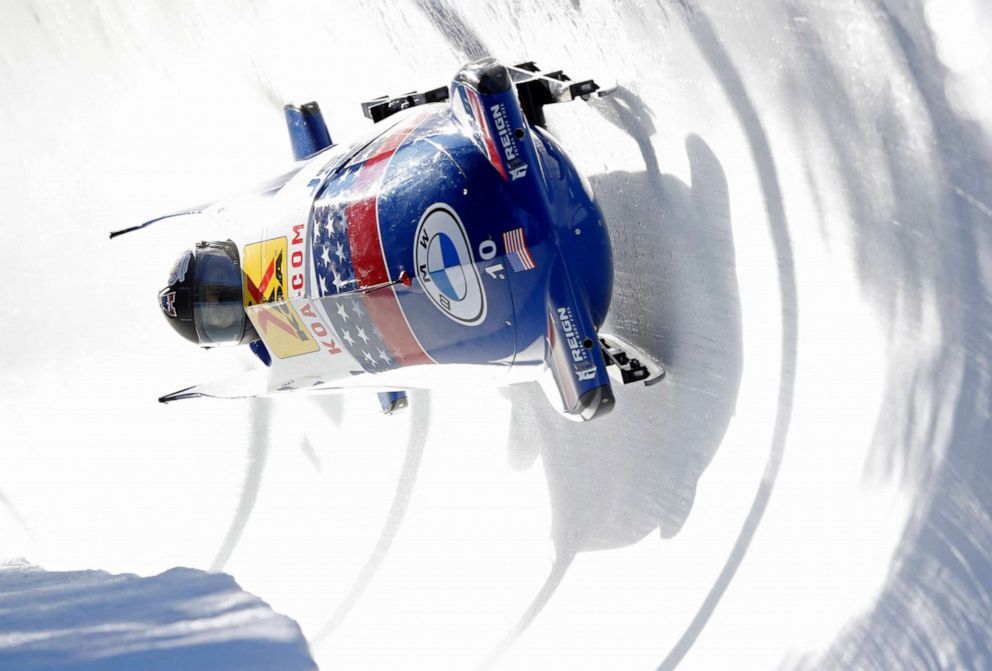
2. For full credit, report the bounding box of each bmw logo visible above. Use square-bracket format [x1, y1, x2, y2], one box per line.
[414, 204, 487, 325]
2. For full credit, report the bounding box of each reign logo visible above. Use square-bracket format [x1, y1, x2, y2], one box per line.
[490, 103, 528, 181]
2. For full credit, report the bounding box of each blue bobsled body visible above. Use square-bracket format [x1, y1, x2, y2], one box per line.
[148, 60, 661, 420]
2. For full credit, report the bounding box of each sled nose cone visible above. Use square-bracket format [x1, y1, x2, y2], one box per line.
[455, 58, 512, 95]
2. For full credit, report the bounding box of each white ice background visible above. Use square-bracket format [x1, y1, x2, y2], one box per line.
[1, 1, 990, 669]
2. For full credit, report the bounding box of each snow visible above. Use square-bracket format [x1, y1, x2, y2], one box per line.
[1, 0, 990, 669]
[0, 560, 315, 670]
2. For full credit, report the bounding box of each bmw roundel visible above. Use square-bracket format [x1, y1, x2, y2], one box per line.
[414, 204, 487, 325]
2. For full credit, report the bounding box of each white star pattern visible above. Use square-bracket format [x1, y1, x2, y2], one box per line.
[311, 161, 401, 375]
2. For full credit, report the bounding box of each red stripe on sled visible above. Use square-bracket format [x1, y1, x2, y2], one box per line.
[467, 88, 507, 180]
[346, 111, 435, 367]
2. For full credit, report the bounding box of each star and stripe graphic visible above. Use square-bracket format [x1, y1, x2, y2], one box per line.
[310, 111, 435, 374]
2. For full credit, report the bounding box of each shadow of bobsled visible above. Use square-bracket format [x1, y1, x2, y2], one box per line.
[490, 127, 742, 669]
[413, 0, 744, 553]
[508, 127, 742, 554]
[399, 3, 802, 668]
[654, 13, 799, 669]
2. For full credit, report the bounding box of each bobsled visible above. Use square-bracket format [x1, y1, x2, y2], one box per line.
[116, 59, 663, 421]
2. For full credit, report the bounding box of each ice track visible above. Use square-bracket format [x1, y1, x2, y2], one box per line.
[1, 1, 990, 669]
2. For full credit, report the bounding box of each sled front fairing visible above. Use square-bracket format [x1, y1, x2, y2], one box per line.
[165, 60, 621, 420]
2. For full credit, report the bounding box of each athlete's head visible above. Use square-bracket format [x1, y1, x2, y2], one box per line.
[158, 240, 257, 347]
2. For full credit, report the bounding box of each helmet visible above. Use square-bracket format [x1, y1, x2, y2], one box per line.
[157, 240, 257, 347]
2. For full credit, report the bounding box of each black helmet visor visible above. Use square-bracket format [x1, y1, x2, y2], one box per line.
[192, 245, 247, 346]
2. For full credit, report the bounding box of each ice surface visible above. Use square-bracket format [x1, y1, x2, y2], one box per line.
[0, 1, 989, 669]
[0, 560, 315, 670]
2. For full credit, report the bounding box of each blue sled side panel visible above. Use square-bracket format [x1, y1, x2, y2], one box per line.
[284, 102, 333, 161]
[249, 340, 272, 367]
[545, 255, 614, 420]
[377, 390, 408, 414]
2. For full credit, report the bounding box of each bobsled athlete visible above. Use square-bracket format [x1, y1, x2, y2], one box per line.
[157, 241, 257, 347]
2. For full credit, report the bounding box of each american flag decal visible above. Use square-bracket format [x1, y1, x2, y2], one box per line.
[161, 291, 177, 317]
[503, 227, 536, 272]
[310, 109, 436, 372]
